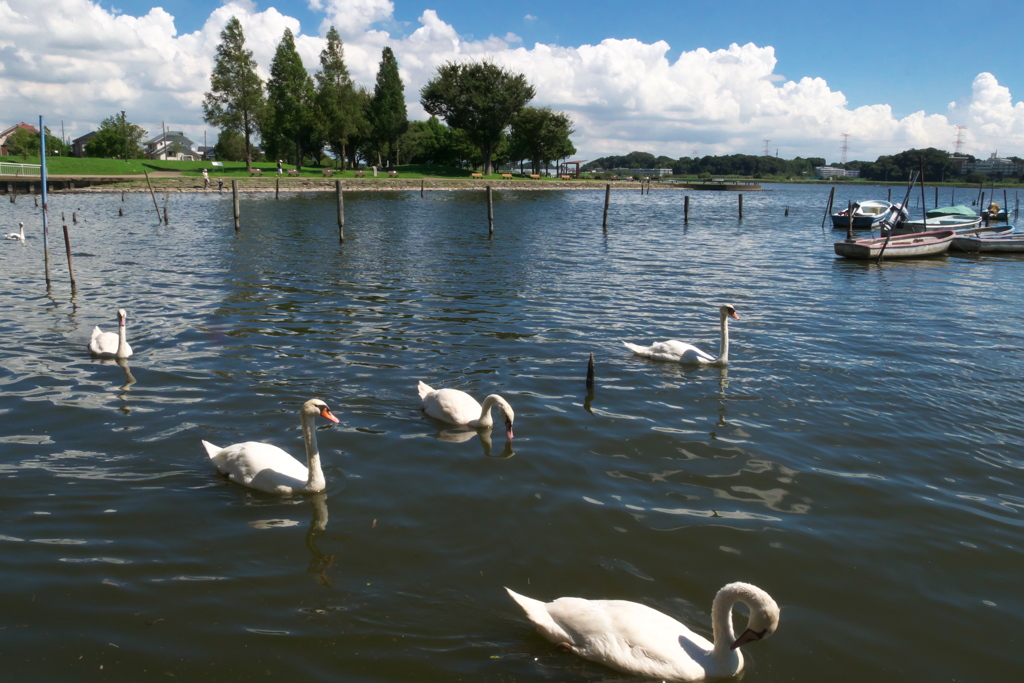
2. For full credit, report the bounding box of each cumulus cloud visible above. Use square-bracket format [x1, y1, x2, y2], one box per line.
[1, 0, 1021, 161]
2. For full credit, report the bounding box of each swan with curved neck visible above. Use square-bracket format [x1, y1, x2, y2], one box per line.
[5, 222, 25, 241]
[624, 304, 739, 365]
[506, 581, 779, 681]
[203, 399, 340, 495]
[418, 381, 514, 440]
[88, 308, 133, 359]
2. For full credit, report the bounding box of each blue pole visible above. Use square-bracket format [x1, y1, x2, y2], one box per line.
[40, 115, 51, 286]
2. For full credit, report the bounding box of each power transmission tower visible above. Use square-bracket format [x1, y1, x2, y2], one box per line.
[954, 126, 967, 155]
[763, 139, 771, 156]
[840, 133, 850, 164]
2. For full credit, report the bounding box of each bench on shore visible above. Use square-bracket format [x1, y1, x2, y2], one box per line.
[501, 173, 513, 179]
[560, 175, 572, 180]
[529, 174, 541, 179]
[322, 169, 333, 177]
[287, 169, 300, 176]
[388, 170, 398, 177]
[471, 172, 483, 179]
[354, 170, 365, 177]
[251, 168, 263, 177]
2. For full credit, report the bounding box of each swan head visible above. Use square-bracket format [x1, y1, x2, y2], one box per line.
[303, 398, 340, 424]
[724, 582, 780, 651]
[490, 396, 515, 440]
[117, 309, 128, 327]
[720, 304, 739, 321]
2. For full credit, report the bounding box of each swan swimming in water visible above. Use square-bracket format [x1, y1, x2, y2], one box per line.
[417, 381, 514, 440]
[623, 304, 739, 365]
[203, 398, 340, 495]
[88, 308, 133, 359]
[506, 581, 780, 681]
[5, 222, 25, 241]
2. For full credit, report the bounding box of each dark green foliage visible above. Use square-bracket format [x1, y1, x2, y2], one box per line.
[315, 26, 367, 170]
[214, 129, 262, 162]
[84, 114, 147, 159]
[263, 28, 317, 170]
[421, 61, 535, 175]
[3, 127, 66, 158]
[367, 47, 408, 166]
[203, 16, 265, 172]
[509, 107, 575, 175]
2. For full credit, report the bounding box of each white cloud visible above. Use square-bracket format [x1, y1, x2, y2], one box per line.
[2, 0, 1022, 161]
[525, 14, 537, 21]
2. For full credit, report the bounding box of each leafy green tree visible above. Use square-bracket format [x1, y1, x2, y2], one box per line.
[263, 28, 317, 171]
[510, 107, 575, 175]
[4, 128, 36, 159]
[367, 47, 408, 166]
[213, 129, 262, 162]
[421, 61, 535, 175]
[315, 26, 365, 170]
[203, 16, 265, 173]
[84, 113, 147, 159]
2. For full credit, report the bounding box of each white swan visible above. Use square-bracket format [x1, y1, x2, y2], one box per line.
[88, 308, 133, 359]
[203, 398, 340, 495]
[623, 304, 739, 365]
[506, 581, 779, 681]
[417, 381, 514, 440]
[5, 222, 25, 241]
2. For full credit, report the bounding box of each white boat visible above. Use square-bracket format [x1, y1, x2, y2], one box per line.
[951, 227, 1024, 253]
[895, 205, 982, 234]
[831, 200, 906, 230]
[834, 230, 955, 259]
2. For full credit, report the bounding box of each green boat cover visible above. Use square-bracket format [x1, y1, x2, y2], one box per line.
[926, 205, 978, 219]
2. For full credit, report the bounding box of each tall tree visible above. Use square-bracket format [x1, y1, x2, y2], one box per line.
[203, 16, 264, 173]
[368, 47, 408, 166]
[84, 113, 147, 159]
[315, 26, 365, 170]
[264, 28, 317, 171]
[510, 107, 575, 175]
[421, 61, 535, 175]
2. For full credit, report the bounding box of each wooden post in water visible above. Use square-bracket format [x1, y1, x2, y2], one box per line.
[821, 187, 835, 227]
[738, 193, 743, 219]
[586, 352, 595, 390]
[487, 185, 494, 237]
[143, 170, 160, 217]
[846, 200, 854, 241]
[602, 185, 611, 231]
[275, 177, 280, 200]
[785, 206, 789, 216]
[336, 180, 344, 242]
[232, 179, 240, 231]
[684, 195, 690, 223]
[421, 178, 425, 198]
[119, 206, 123, 217]
[62, 224, 76, 291]
[934, 186, 938, 208]
[72, 211, 77, 224]
[39, 115, 50, 288]
[121, 190, 125, 202]
[887, 188, 892, 202]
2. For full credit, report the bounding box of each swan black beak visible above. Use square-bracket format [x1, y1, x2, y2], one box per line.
[320, 407, 340, 424]
[729, 627, 765, 650]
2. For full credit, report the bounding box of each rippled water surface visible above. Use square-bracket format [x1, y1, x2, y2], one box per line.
[1, 184, 1022, 681]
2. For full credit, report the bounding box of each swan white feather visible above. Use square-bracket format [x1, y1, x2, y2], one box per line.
[88, 308, 133, 359]
[5, 222, 25, 241]
[624, 304, 738, 365]
[417, 381, 514, 440]
[203, 398, 339, 495]
[506, 581, 779, 681]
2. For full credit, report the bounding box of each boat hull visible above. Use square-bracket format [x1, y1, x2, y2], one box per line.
[834, 230, 955, 259]
[951, 232, 1024, 253]
[831, 200, 902, 230]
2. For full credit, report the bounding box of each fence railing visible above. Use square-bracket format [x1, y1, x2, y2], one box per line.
[0, 162, 42, 176]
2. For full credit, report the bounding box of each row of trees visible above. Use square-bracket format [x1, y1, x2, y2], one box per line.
[3, 126, 70, 158]
[203, 17, 575, 174]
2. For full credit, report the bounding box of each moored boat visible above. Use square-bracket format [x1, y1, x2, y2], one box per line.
[895, 205, 982, 234]
[834, 230, 955, 259]
[831, 200, 906, 229]
[951, 227, 1024, 253]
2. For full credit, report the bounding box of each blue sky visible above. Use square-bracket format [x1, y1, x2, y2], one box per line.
[6, 0, 1024, 161]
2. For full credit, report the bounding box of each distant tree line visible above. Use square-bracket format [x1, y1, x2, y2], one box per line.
[201, 17, 575, 174]
[4, 126, 71, 158]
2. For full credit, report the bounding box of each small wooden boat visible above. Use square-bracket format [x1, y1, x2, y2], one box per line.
[951, 228, 1024, 253]
[832, 200, 906, 229]
[896, 205, 982, 233]
[834, 230, 955, 259]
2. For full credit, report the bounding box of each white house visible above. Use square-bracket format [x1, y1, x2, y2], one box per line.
[145, 131, 198, 161]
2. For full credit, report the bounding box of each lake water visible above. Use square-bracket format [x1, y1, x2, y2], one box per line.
[1, 183, 1022, 682]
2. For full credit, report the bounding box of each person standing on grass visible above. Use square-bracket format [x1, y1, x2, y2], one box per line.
[277, 159, 283, 175]
[202, 168, 209, 188]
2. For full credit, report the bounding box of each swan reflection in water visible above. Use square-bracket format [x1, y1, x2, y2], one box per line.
[304, 492, 336, 586]
[431, 426, 515, 459]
